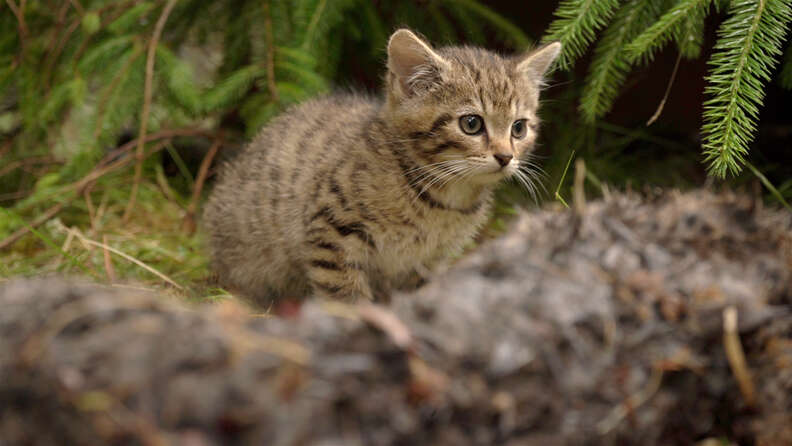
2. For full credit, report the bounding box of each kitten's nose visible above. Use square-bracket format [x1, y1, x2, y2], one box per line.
[494, 153, 513, 167]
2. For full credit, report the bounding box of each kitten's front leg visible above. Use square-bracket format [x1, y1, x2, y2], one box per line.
[303, 235, 374, 301]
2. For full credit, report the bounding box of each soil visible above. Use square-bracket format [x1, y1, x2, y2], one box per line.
[1, 190, 791, 445]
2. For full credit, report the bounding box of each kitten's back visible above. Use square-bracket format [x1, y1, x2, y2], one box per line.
[203, 95, 379, 299]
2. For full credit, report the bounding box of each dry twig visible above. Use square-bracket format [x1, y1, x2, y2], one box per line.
[723, 306, 756, 407]
[77, 237, 183, 290]
[6, 0, 27, 59]
[182, 138, 223, 233]
[124, 0, 179, 221]
[262, 0, 279, 101]
[646, 52, 682, 126]
[101, 234, 117, 283]
[573, 158, 587, 214]
[597, 366, 664, 434]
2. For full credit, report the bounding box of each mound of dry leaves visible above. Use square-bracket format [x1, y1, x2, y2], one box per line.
[1, 190, 791, 445]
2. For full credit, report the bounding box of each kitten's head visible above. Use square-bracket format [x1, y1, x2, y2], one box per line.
[384, 29, 560, 189]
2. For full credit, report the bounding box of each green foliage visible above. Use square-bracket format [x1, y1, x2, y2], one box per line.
[546, 0, 792, 177]
[0, 0, 532, 292]
[702, 0, 792, 177]
[623, 0, 711, 62]
[579, 0, 659, 121]
[543, 0, 621, 69]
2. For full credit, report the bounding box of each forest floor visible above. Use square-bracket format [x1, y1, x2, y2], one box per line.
[1, 190, 791, 445]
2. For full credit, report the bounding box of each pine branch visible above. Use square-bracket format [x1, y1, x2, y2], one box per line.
[579, 0, 657, 122]
[77, 35, 134, 74]
[202, 65, 265, 112]
[300, 0, 327, 50]
[542, 0, 621, 70]
[624, 0, 712, 63]
[701, 0, 792, 177]
[93, 45, 145, 141]
[675, 4, 707, 58]
[106, 2, 156, 35]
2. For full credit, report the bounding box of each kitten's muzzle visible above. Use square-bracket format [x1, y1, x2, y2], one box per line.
[494, 153, 513, 167]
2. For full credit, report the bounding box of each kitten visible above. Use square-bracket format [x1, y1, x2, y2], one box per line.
[203, 29, 561, 304]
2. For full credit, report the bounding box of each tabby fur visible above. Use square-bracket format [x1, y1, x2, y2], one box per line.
[203, 29, 561, 304]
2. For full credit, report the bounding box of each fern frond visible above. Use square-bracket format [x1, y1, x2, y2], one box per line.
[780, 43, 792, 89]
[624, 0, 712, 63]
[542, 0, 620, 69]
[580, 0, 657, 122]
[701, 0, 792, 177]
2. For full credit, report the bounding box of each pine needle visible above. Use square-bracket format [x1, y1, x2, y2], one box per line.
[745, 161, 792, 211]
[554, 150, 576, 208]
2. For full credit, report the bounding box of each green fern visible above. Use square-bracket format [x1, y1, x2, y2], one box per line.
[702, 0, 792, 177]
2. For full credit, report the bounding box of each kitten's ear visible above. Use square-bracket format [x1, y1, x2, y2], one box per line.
[387, 29, 448, 96]
[516, 42, 562, 84]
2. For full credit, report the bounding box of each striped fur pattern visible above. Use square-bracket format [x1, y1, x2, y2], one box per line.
[203, 30, 561, 304]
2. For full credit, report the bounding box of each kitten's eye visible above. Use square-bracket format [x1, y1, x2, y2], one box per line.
[459, 115, 484, 135]
[511, 119, 528, 139]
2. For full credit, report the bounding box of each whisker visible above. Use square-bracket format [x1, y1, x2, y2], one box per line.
[408, 161, 467, 188]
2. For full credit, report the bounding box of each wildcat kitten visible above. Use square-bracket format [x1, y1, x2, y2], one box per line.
[203, 29, 560, 304]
